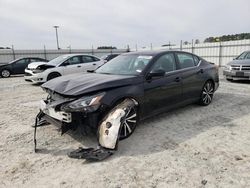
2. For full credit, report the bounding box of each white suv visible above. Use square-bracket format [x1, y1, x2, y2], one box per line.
[24, 54, 104, 84]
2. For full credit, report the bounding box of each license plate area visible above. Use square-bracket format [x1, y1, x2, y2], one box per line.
[236, 71, 244, 77]
[40, 100, 72, 123]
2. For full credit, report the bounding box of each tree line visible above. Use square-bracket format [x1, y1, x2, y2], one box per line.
[204, 33, 250, 43]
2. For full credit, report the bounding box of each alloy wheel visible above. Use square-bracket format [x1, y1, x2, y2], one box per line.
[201, 81, 214, 105]
[119, 107, 137, 139]
[1, 70, 10, 78]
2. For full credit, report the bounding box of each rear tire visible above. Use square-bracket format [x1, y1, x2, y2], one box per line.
[199, 80, 214, 106]
[1, 69, 11, 78]
[47, 72, 61, 81]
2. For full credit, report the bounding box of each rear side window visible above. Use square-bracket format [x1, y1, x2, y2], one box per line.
[176, 53, 196, 69]
[82, 56, 97, 63]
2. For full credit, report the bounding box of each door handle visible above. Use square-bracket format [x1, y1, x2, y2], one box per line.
[175, 77, 181, 82]
[77, 65, 81, 68]
[92, 63, 96, 66]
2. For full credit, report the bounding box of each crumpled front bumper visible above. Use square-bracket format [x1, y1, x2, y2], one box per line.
[38, 99, 101, 133]
[24, 69, 46, 83]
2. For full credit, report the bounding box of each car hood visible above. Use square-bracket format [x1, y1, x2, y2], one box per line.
[0, 63, 8, 67]
[27, 62, 47, 69]
[228, 59, 250, 66]
[42, 73, 143, 97]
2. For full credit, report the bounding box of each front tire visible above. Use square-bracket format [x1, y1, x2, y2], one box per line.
[199, 80, 214, 106]
[1, 69, 11, 78]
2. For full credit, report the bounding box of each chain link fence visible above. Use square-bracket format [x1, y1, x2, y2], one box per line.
[1, 39, 250, 66]
[0, 48, 128, 64]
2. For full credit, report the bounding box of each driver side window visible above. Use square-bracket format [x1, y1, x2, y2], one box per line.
[67, 56, 81, 65]
[151, 53, 176, 73]
[16, 59, 29, 64]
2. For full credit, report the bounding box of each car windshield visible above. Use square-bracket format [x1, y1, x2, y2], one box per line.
[47, 55, 71, 66]
[236, 52, 248, 60]
[95, 54, 153, 75]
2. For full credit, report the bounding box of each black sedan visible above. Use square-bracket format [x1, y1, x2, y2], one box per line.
[0, 57, 48, 78]
[35, 50, 219, 160]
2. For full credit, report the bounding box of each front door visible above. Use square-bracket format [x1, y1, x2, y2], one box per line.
[62, 56, 83, 75]
[12, 58, 30, 74]
[143, 53, 182, 117]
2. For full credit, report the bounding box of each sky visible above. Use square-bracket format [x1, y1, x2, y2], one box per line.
[0, 0, 249, 49]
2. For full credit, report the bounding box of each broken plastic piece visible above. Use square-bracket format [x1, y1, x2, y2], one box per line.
[68, 147, 114, 161]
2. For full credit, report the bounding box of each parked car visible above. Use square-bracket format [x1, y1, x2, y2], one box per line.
[101, 53, 120, 62]
[34, 50, 219, 160]
[223, 51, 250, 81]
[24, 54, 104, 83]
[0, 57, 48, 78]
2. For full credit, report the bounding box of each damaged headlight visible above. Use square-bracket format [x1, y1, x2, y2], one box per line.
[32, 69, 44, 74]
[61, 92, 105, 112]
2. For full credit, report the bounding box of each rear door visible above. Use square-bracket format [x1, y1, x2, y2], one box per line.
[81, 55, 103, 71]
[175, 52, 204, 100]
[143, 52, 182, 116]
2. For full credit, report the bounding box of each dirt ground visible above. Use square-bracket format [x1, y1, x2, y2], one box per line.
[0, 72, 250, 188]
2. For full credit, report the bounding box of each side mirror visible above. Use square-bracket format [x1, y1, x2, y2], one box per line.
[147, 69, 165, 79]
[63, 61, 70, 66]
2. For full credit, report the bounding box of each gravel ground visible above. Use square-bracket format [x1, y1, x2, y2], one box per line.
[0, 71, 250, 188]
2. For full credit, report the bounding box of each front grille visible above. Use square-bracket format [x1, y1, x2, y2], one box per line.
[231, 65, 250, 71]
[242, 65, 250, 71]
[231, 65, 240, 70]
[25, 72, 32, 76]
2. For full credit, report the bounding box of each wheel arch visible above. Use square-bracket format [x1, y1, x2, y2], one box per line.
[47, 71, 62, 81]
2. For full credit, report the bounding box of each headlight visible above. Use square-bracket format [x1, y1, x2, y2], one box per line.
[225, 65, 232, 70]
[32, 69, 44, 74]
[61, 92, 105, 112]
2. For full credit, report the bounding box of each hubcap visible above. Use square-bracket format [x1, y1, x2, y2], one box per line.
[202, 82, 214, 105]
[120, 107, 137, 138]
[2, 70, 10, 77]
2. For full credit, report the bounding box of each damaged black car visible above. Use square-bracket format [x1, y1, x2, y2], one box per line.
[34, 50, 219, 161]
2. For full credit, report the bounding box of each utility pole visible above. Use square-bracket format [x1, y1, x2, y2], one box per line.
[53, 26, 60, 50]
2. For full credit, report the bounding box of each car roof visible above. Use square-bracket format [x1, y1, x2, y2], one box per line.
[122, 50, 190, 56]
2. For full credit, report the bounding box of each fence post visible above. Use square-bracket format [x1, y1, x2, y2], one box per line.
[43, 45, 47, 60]
[180, 40, 183, 51]
[191, 39, 194, 53]
[127, 45, 130, 52]
[92, 45, 94, 55]
[150, 43, 153, 50]
[218, 42, 222, 67]
[12, 45, 16, 60]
